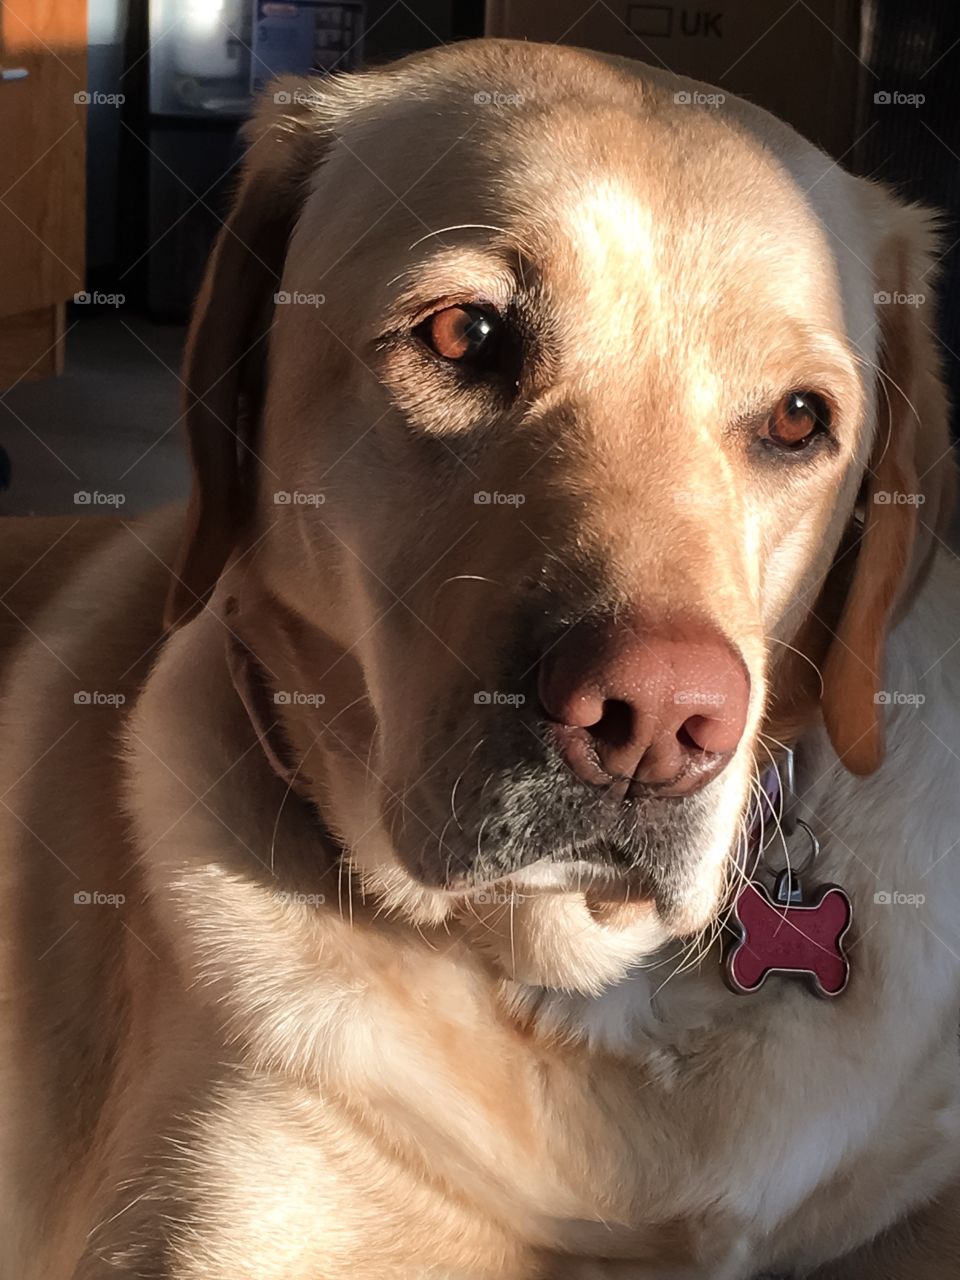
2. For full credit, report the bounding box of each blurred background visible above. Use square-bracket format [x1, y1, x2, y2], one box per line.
[1, 0, 958, 517]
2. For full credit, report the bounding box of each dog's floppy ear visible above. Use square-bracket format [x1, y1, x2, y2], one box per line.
[822, 198, 955, 774]
[164, 79, 333, 631]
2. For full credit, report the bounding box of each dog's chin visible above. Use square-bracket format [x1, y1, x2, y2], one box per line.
[457, 881, 672, 994]
[425, 858, 715, 996]
[349, 828, 716, 993]
[342, 773, 736, 995]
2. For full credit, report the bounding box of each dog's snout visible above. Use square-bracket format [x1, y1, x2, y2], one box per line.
[538, 615, 750, 797]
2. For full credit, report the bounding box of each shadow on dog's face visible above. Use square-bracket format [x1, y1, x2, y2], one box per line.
[168, 42, 951, 991]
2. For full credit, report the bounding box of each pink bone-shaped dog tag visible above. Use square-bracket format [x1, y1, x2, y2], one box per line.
[724, 878, 852, 998]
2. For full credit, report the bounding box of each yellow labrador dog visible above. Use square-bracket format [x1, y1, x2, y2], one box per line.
[2, 38, 960, 1280]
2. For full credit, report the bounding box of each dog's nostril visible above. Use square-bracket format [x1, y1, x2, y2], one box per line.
[537, 611, 750, 797]
[681, 712, 742, 757]
[675, 720, 702, 754]
[593, 698, 634, 749]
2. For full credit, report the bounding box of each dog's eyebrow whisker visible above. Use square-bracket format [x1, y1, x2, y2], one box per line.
[406, 223, 511, 251]
[430, 574, 504, 619]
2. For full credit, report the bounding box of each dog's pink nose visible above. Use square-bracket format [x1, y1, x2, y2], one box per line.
[538, 617, 750, 796]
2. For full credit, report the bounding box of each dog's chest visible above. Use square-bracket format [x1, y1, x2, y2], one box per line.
[130, 850, 960, 1280]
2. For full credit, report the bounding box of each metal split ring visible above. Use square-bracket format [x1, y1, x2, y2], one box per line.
[760, 816, 820, 878]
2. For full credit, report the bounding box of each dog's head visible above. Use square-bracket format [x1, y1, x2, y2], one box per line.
[166, 41, 953, 992]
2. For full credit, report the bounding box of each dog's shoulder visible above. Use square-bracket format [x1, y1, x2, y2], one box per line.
[0, 506, 182, 668]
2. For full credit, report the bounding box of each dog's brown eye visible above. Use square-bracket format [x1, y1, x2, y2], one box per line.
[761, 391, 831, 450]
[422, 305, 499, 363]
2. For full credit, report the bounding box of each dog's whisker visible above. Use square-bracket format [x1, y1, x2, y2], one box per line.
[766, 636, 825, 697]
[755, 738, 796, 930]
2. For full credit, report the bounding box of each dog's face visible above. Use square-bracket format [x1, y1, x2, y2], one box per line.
[170, 43, 952, 991]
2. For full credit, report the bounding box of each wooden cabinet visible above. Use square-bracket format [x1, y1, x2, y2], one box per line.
[0, 0, 86, 386]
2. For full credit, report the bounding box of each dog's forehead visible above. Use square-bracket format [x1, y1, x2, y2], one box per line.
[506, 164, 846, 388]
[293, 48, 874, 366]
[561, 177, 657, 277]
[335, 82, 844, 299]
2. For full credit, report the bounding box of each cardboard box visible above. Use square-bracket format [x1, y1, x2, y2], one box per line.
[485, 0, 863, 159]
[251, 2, 366, 93]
